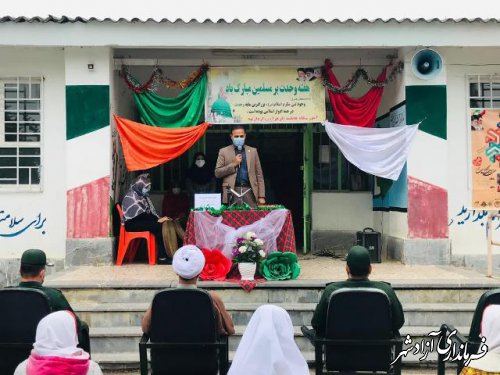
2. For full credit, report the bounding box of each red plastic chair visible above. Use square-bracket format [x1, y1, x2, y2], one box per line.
[116, 204, 157, 265]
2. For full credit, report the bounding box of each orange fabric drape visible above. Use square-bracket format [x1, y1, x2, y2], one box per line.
[114, 115, 209, 171]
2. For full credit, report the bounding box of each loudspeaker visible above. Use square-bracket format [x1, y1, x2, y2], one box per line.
[411, 49, 443, 80]
[356, 228, 381, 263]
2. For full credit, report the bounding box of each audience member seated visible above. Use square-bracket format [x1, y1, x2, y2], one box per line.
[161, 181, 190, 252]
[302, 245, 405, 340]
[14, 311, 102, 375]
[142, 245, 235, 336]
[122, 173, 172, 264]
[17, 249, 90, 352]
[162, 181, 190, 220]
[228, 305, 308, 375]
[460, 305, 500, 375]
[186, 152, 216, 196]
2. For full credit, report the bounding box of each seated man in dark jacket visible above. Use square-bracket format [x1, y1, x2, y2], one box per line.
[17, 249, 90, 351]
[303, 245, 404, 340]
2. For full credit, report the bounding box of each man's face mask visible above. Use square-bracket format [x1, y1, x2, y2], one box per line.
[195, 159, 206, 168]
[232, 137, 245, 150]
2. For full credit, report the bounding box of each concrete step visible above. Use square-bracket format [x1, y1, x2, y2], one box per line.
[89, 324, 469, 359]
[58, 285, 492, 305]
[74, 301, 477, 328]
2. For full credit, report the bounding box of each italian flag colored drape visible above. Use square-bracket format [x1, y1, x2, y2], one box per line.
[133, 73, 207, 128]
[114, 115, 209, 171]
[324, 59, 387, 127]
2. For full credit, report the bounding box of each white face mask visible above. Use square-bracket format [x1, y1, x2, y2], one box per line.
[195, 160, 206, 168]
[142, 185, 151, 196]
[172, 187, 181, 195]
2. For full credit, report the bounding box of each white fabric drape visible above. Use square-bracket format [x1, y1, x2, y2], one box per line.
[322, 121, 419, 181]
[193, 210, 287, 258]
[228, 305, 309, 375]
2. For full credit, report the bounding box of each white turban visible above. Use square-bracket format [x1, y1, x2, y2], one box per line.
[173, 245, 205, 279]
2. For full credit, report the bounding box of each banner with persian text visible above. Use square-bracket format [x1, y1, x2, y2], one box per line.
[206, 67, 326, 124]
[470, 109, 500, 209]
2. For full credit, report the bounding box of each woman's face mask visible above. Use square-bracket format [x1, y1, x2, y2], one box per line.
[142, 185, 151, 196]
[195, 159, 206, 168]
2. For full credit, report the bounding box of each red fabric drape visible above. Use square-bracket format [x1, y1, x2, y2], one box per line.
[324, 59, 387, 127]
[114, 115, 209, 171]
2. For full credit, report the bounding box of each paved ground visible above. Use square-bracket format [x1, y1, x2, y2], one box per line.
[46, 255, 500, 287]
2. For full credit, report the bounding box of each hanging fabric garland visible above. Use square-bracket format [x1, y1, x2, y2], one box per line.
[120, 64, 209, 93]
[322, 59, 403, 127]
[321, 60, 404, 94]
[322, 121, 419, 181]
[114, 115, 209, 171]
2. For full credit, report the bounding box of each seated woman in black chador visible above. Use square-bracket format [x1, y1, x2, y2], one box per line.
[186, 152, 216, 196]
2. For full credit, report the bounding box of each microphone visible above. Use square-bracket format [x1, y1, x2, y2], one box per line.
[235, 146, 243, 169]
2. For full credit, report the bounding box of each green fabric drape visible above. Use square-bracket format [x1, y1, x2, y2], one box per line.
[133, 73, 206, 128]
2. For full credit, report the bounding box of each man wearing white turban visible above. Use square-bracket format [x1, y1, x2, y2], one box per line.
[228, 305, 309, 375]
[141, 245, 235, 336]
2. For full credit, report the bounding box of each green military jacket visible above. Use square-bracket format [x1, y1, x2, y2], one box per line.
[18, 281, 89, 350]
[311, 278, 405, 337]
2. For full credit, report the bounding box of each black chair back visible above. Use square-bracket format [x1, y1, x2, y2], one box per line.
[0, 288, 52, 374]
[149, 288, 219, 375]
[325, 288, 393, 372]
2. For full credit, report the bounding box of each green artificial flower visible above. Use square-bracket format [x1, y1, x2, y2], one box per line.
[259, 252, 300, 281]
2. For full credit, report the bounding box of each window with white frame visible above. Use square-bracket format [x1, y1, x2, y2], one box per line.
[0, 77, 42, 187]
[469, 75, 500, 108]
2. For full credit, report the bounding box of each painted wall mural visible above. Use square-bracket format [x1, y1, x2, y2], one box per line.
[67, 176, 110, 239]
[0, 210, 46, 237]
[373, 101, 408, 211]
[408, 177, 448, 239]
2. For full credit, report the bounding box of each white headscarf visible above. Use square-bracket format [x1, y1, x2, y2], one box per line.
[228, 305, 308, 375]
[33, 311, 88, 359]
[468, 304, 500, 372]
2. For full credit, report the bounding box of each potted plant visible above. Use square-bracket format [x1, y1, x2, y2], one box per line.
[232, 231, 266, 281]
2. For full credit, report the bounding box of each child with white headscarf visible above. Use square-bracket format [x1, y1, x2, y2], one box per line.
[460, 304, 500, 375]
[228, 304, 309, 375]
[14, 311, 102, 375]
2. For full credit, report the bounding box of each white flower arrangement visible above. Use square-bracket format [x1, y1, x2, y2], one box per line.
[232, 231, 266, 263]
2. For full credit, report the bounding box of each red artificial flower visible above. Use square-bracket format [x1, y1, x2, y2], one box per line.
[200, 248, 232, 281]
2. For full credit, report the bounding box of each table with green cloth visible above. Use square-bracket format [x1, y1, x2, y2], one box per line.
[183, 209, 296, 254]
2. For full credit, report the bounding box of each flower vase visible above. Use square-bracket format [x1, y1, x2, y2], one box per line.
[238, 262, 257, 281]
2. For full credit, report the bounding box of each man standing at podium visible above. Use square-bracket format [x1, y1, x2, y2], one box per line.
[215, 125, 265, 207]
